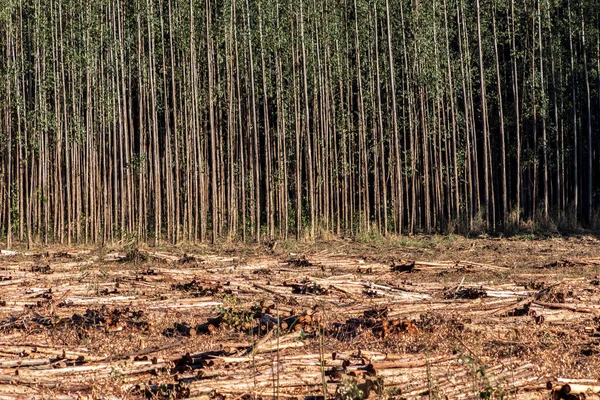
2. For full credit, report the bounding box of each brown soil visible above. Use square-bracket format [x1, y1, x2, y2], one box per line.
[1, 235, 600, 399]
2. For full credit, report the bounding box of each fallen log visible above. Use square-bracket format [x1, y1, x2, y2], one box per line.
[0, 357, 62, 368]
[533, 300, 598, 314]
[61, 296, 136, 306]
[551, 382, 600, 395]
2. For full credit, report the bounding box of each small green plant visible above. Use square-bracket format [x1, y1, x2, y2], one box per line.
[459, 354, 508, 400]
[335, 377, 384, 400]
[110, 366, 126, 383]
[387, 386, 402, 398]
[426, 357, 442, 400]
[469, 210, 488, 237]
[123, 242, 147, 263]
[217, 296, 257, 329]
[533, 210, 558, 236]
[477, 365, 507, 400]
[354, 226, 386, 245]
[335, 377, 364, 400]
[319, 301, 327, 398]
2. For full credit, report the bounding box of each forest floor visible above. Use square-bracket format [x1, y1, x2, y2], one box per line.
[1, 235, 600, 399]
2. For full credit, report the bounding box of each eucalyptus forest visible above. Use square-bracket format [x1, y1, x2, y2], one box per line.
[0, 0, 599, 245]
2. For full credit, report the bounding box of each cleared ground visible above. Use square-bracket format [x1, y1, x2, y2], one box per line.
[1, 235, 600, 399]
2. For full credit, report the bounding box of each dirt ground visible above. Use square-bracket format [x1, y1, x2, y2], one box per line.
[1, 235, 600, 399]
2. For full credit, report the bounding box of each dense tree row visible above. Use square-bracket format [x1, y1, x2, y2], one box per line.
[0, 0, 599, 245]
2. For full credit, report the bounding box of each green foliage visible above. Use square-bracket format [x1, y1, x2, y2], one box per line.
[217, 296, 258, 329]
[335, 378, 365, 400]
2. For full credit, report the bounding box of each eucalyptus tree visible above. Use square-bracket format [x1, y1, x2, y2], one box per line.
[1, 0, 600, 245]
